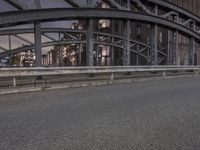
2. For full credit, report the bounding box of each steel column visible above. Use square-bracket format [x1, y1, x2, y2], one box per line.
[110, 20, 115, 66]
[188, 37, 195, 65]
[96, 35, 100, 66]
[58, 33, 63, 66]
[110, 37, 115, 66]
[127, 0, 131, 9]
[172, 30, 179, 65]
[34, 0, 41, 8]
[123, 1, 131, 66]
[86, 0, 93, 66]
[8, 35, 12, 66]
[167, 9, 171, 65]
[150, 5, 158, 65]
[34, 22, 42, 67]
[188, 22, 196, 65]
[172, 15, 179, 65]
[8, 35, 11, 50]
[77, 44, 82, 66]
[86, 19, 94, 66]
[150, 24, 158, 65]
[123, 20, 131, 66]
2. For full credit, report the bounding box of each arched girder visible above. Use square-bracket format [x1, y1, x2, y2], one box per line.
[144, 0, 200, 23]
[0, 8, 199, 41]
[0, 40, 86, 59]
[0, 28, 150, 49]
[0, 28, 86, 36]
[0, 40, 150, 60]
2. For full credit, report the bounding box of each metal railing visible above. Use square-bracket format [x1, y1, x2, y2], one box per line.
[0, 66, 199, 87]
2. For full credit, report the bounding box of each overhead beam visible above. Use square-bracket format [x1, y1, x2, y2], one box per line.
[63, 0, 82, 7]
[0, 8, 199, 41]
[3, 0, 25, 10]
[0, 28, 149, 48]
[106, 0, 128, 10]
[145, 0, 200, 23]
[0, 46, 8, 52]
[0, 40, 149, 60]
[0, 40, 86, 59]
[42, 33, 57, 41]
[12, 34, 33, 44]
[131, 0, 153, 15]
[0, 28, 86, 36]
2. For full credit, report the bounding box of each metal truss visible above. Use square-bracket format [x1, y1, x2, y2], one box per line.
[0, 0, 200, 66]
[0, 29, 150, 61]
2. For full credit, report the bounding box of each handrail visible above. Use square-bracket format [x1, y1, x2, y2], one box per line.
[0, 66, 199, 77]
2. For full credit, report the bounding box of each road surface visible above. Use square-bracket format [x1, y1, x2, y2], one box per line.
[0, 77, 200, 150]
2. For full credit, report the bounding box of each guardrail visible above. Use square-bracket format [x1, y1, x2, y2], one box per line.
[0, 66, 199, 87]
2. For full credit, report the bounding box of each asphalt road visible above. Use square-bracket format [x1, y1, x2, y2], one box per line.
[1, 77, 200, 150]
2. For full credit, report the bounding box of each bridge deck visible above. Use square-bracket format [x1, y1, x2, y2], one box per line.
[0, 77, 200, 149]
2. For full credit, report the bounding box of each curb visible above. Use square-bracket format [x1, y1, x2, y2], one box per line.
[0, 74, 197, 95]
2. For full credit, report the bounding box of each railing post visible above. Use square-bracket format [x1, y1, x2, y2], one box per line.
[13, 77, 16, 87]
[111, 73, 114, 80]
[162, 71, 166, 78]
[195, 69, 199, 76]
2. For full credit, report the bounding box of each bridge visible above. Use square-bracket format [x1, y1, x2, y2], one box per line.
[1, 1, 200, 149]
[0, 0, 199, 66]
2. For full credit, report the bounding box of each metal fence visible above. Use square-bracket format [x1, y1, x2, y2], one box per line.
[0, 66, 199, 87]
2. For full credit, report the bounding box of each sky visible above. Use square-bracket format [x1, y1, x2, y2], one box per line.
[0, 0, 101, 54]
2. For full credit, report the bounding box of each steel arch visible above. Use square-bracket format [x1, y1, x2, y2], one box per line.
[1, 0, 200, 66]
[0, 8, 199, 40]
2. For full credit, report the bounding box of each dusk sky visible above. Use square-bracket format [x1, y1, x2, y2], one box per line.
[0, 0, 100, 54]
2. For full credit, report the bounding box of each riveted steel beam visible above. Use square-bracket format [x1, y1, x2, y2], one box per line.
[42, 33, 56, 41]
[0, 8, 199, 41]
[122, 0, 131, 66]
[123, 20, 131, 66]
[34, 22, 42, 67]
[145, 0, 200, 23]
[86, 0, 94, 66]
[12, 34, 33, 44]
[0, 40, 86, 59]
[0, 39, 150, 60]
[0, 46, 8, 52]
[189, 37, 195, 65]
[149, 5, 158, 65]
[0, 28, 86, 36]
[3, 0, 25, 10]
[63, 0, 82, 7]
[107, 0, 128, 10]
[172, 30, 179, 65]
[189, 22, 196, 65]
[0, 28, 149, 48]
[131, 0, 153, 15]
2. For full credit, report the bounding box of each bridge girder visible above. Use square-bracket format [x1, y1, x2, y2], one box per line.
[0, 0, 200, 66]
[0, 9, 199, 40]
